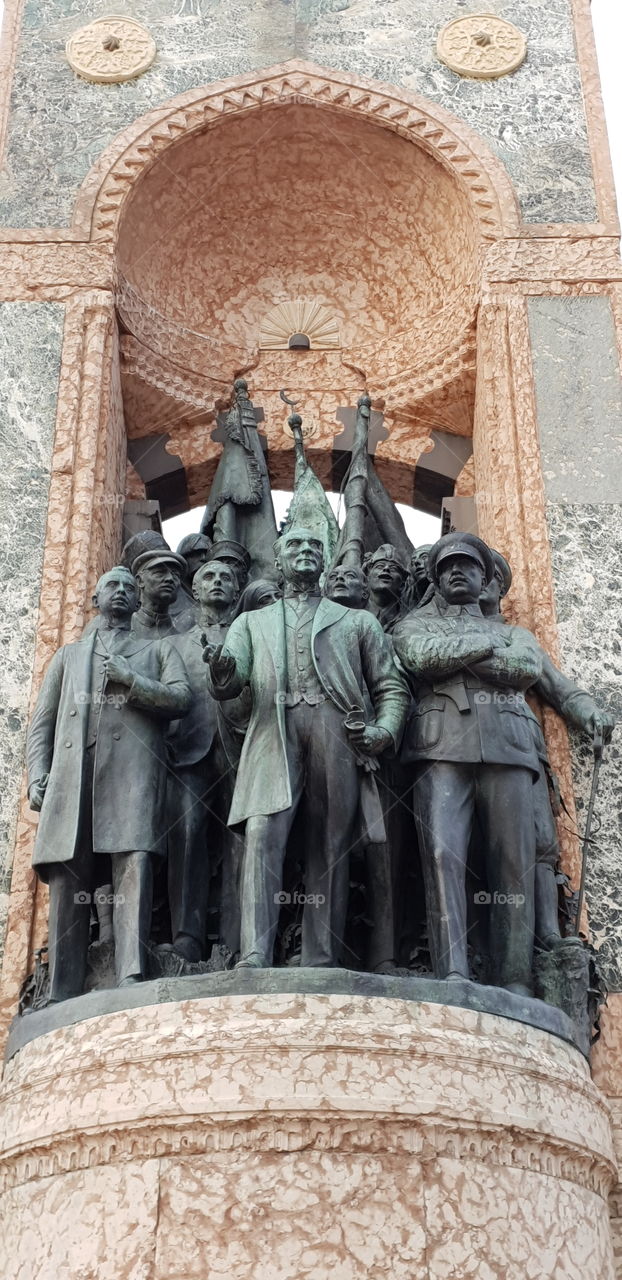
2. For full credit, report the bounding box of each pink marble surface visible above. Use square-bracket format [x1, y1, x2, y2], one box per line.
[0, 995, 615, 1278]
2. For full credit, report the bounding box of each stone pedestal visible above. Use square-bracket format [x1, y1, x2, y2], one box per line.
[0, 993, 615, 1279]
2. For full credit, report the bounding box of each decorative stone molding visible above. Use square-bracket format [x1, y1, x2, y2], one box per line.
[437, 15, 527, 81]
[379, 331, 477, 403]
[473, 294, 584, 891]
[118, 274, 476, 417]
[72, 61, 521, 242]
[65, 17, 156, 85]
[484, 237, 622, 284]
[120, 335, 229, 410]
[117, 274, 252, 380]
[0, 1115, 613, 1200]
[0, 995, 615, 1280]
[259, 300, 340, 350]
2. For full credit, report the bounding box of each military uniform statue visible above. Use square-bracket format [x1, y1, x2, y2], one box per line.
[481, 547, 614, 951]
[131, 548, 187, 638]
[394, 533, 546, 994]
[166, 557, 246, 962]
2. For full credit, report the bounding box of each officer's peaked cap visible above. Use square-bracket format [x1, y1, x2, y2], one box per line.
[429, 532, 495, 585]
[132, 550, 186, 575]
[206, 540, 251, 571]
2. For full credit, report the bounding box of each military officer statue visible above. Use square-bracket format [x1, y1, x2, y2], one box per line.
[166, 557, 246, 962]
[204, 526, 410, 970]
[480, 546, 614, 951]
[394, 533, 546, 995]
[27, 565, 191, 1000]
[131, 548, 187, 638]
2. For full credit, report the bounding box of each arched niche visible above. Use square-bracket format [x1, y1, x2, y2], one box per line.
[72, 60, 522, 525]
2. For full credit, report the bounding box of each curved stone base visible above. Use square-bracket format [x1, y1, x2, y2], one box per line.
[8, 965, 587, 1058]
[0, 994, 616, 1279]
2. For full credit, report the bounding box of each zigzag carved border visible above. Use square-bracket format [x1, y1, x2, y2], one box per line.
[72, 60, 521, 243]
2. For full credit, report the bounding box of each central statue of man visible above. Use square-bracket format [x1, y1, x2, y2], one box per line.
[205, 526, 409, 969]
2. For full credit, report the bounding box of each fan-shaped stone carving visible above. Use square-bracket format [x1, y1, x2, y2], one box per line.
[259, 301, 340, 350]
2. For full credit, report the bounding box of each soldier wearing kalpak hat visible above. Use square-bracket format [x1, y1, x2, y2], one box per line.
[363, 543, 409, 635]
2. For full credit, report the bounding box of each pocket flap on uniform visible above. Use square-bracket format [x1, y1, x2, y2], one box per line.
[413, 697, 445, 717]
[498, 704, 531, 751]
[411, 699, 445, 750]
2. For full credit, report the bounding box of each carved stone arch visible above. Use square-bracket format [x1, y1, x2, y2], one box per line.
[72, 59, 521, 243]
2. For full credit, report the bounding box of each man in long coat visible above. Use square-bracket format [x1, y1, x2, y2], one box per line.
[27, 565, 191, 1000]
[205, 527, 410, 969]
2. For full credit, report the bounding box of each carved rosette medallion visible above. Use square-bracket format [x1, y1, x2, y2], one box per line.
[66, 16, 156, 84]
[436, 15, 527, 80]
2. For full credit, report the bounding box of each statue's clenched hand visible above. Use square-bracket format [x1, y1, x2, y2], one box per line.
[582, 703, 616, 747]
[103, 654, 133, 686]
[348, 725, 392, 757]
[29, 778, 48, 812]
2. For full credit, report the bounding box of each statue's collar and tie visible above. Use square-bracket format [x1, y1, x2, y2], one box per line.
[94, 620, 132, 654]
[283, 585, 321, 602]
[437, 599, 484, 619]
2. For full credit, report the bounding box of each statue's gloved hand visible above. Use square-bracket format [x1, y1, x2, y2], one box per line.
[583, 703, 616, 747]
[348, 725, 392, 757]
[103, 654, 133, 686]
[29, 777, 48, 812]
[202, 638, 236, 683]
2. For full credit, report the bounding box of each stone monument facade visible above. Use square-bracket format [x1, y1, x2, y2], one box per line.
[0, 0, 621, 1275]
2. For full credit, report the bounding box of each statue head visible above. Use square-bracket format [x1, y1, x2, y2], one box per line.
[274, 526, 324, 590]
[121, 529, 169, 572]
[205, 540, 251, 590]
[92, 566, 139, 624]
[325, 563, 369, 609]
[480, 549, 512, 617]
[364, 544, 409, 605]
[428, 533, 494, 606]
[409, 544, 433, 592]
[234, 578, 282, 615]
[176, 532, 212, 585]
[132, 550, 185, 611]
[193, 559, 240, 615]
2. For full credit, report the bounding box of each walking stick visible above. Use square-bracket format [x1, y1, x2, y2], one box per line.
[574, 725, 604, 937]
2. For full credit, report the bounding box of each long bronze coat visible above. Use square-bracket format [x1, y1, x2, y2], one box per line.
[208, 597, 410, 826]
[27, 631, 191, 875]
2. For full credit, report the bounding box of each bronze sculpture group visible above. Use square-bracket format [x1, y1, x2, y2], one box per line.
[26, 385, 615, 1013]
